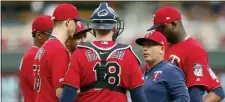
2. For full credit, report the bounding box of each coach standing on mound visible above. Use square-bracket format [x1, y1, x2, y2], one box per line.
[136, 31, 190, 102]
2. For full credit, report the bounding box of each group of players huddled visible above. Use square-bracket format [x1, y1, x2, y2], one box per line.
[19, 2, 224, 102]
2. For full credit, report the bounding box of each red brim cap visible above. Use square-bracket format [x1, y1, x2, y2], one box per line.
[136, 31, 167, 46]
[53, 3, 81, 21]
[147, 6, 181, 31]
[32, 15, 54, 33]
[147, 24, 163, 31]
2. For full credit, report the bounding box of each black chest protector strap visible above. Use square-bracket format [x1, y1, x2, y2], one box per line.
[78, 42, 129, 94]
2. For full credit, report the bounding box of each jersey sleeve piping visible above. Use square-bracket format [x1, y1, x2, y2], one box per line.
[63, 83, 79, 89]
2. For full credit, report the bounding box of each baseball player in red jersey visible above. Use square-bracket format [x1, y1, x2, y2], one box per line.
[33, 3, 83, 102]
[60, 2, 147, 102]
[147, 6, 224, 102]
[66, 21, 91, 54]
[19, 15, 53, 102]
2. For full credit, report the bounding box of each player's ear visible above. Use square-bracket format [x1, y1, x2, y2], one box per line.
[65, 19, 71, 27]
[161, 46, 165, 54]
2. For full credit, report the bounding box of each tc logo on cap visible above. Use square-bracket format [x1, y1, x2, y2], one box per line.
[166, 17, 170, 20]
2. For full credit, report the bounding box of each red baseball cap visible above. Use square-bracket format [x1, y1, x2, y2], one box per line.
[32, 15, 54, 34]
[74, 21, 91, 34]
[147, 6, 181, 31]
[52, 3, 82, 21]
[136, 31, 167, 46]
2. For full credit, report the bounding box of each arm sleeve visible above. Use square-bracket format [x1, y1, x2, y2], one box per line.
[63, 49, 81, 89]
[122, 49, 144, 90]
[60, 85, 77, 102]
[189, 86, 205, 102]
[20, 54, 35, 102]
[51, 49, 70, 89]
[20, 57, 29, 100]
[130, 86, 147, 102]
[211, 86, 225, 100]
[186, 49, 220, 91]
[207, 68, 221, 91]
[164, 67, 190, 102]
[20, 57, 26, 86]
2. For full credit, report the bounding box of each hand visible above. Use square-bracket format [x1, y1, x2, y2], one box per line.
[204, 92, 222, 102]
[56, 87, 63, 98]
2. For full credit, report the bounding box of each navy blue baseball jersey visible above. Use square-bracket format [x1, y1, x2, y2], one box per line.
[143, 61, 190, 102]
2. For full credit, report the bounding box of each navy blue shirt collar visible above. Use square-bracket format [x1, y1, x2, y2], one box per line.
[144, 61, 165, 81]
[145, 61, 165, 73]
[49, 36, 57, 39]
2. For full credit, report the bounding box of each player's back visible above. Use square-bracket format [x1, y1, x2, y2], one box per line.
[20, 46, 38, 102]
[33, 37, 70, 102]
[67, 41, 143, 102]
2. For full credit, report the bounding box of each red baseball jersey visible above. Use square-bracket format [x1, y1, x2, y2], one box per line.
[20, 46, 39, 102]
[165, 37, 221, 91]
[33, 37, 70, 102]
[63, 41, 144, 102]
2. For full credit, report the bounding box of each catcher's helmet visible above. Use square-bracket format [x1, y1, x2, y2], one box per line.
[89, 2, 124, 41]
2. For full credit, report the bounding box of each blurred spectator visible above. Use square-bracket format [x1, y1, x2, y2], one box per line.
[2, 38, 7, 50]
[2, 1, 225, 52]
[220, 35, 225, 48]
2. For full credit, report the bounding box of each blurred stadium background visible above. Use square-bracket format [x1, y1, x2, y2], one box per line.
[2, 1, 225, 102]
